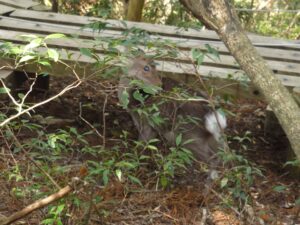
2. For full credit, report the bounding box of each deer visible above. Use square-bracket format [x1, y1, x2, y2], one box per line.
[118, 55, 227, 178]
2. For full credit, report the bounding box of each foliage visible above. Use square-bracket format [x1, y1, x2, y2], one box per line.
[60, 0, 123, 18]
[1, 33, 66, 63]
[233, 0, 300, 39]
[0, 23, 271, 223]
[218, 134, 264, 208]
[55, 0, 299, 39]
[209, 130, 265, 209]
[87, 133, 194, 188]
[41, 203, 65, 225]
[143, 0, 203, 29]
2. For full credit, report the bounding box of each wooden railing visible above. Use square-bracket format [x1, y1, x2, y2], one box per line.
[0, 4, 299, 100]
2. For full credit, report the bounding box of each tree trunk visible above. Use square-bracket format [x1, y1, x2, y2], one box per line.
[179, 0, 300, 160]
[52, 0, 58, 12]
[126, 0, 145, 21]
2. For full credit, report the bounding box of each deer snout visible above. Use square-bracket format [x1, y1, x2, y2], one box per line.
[148, 74, 162, 87]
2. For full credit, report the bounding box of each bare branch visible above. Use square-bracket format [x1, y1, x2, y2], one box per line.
[0, 80, 82, 127]
[0, 185, 73, 225]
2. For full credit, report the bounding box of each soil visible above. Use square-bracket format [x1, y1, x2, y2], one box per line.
[0, 76, 299, 225]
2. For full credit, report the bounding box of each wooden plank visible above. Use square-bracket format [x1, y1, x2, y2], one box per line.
[0, 0, 39, 9]
[8, 9, 221, 40]
[1, 29, 299, 76]
[159, 60, 300, 88]
[0, 55, 256, 99]
[9, 9, 300, 50]
[0, 17, 299, 64]
[30, 4, 52, 12]
[0, 43, 299, 89]
[0, 5, 15, 15]
[0, 44, 299, 100]
[172, 38, 300, 63]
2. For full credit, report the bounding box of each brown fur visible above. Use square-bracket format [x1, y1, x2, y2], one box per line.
[118, 56, 224, 169]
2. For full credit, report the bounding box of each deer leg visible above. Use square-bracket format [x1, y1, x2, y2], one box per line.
[129, 111, 157, 142]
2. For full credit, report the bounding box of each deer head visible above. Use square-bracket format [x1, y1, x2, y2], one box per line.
[127, 56, 162, 87]
[118, 56, 162, 107]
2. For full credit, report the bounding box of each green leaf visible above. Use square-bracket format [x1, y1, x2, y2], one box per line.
[84, 21, 108, 32]
[284, 159, 300, 167]
[163, 161, 174, 174]
[151, 113, 164, 126]
[205, 44, 220, 60]
[295, 197, 300, 206]
[196, 54, 204, 65]
[0, 87, 10, 94]
[48, 138, 56, 148]
[24, 38, 43, 52]
[10, 46, 23, 55]
[115, 161, 136, 169]
[191, 48, 205, 66]
[182, 138, 194, 146]
[115, 169, 122, 181]
[147, 138, 160, 144]
[102, 169, 110, 185]
[41, 218, 55, 224]
[273, 185, 287, 193]
[139, 155, 150, 160]
[220, 177, 228, 188]
[19, 55, 35, 63]
[175, 133, 182, 146]
[47, 49, 59, 62]
[18, 93, 25, 99]
[55, 204, 65, 214]
[192, 49, 199, 59]
[246, 166, 252, 175]
[120, 90, 129, 109]
[128, 175, 142, 186]
[142, 85, 161, 95]
[160, 175, 168, 188]
[133, 90, 145, 103]
[80, 48, 93, 57]
[38, 60, 51, 67]
[45, 33, 66, 39]
[191, 48, 201, 58]
[147, 145, 158, 151]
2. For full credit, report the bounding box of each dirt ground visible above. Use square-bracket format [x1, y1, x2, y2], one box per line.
[0, 76, 299, 225]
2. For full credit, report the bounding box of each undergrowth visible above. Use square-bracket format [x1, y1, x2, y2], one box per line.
[0, 27, 267, 224]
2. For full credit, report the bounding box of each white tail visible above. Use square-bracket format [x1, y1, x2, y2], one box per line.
[205, 111, 227, 141]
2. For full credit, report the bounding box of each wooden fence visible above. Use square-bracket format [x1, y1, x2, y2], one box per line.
[0, 1, 299, 99]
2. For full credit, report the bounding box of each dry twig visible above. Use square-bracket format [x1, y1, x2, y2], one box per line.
[0, 184, 74, 225]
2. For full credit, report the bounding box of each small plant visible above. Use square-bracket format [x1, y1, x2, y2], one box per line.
[87, 130, 195, 189]
[158, 134, 195, 188]
[21, 127, 89, 161]
[41, 203, 65, 225]
[218, 148, 264, 208]
[232, 131, 252, 151]
[7, 165, 23, 182]
[284, 159, 300, 167]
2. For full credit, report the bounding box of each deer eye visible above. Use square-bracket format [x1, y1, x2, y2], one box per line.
[143, 65, 150, 72]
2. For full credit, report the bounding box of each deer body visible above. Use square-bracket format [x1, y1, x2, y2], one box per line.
[118, 56, 226, 169]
